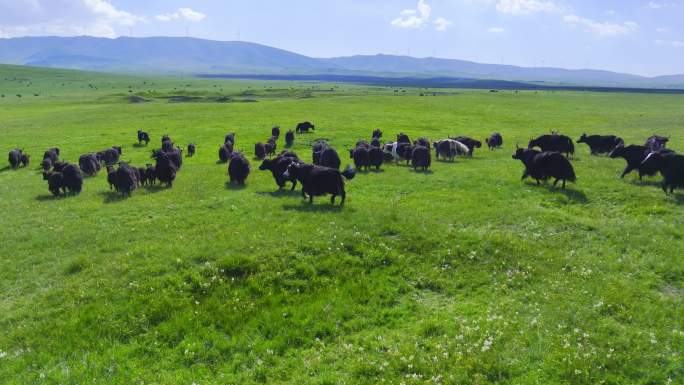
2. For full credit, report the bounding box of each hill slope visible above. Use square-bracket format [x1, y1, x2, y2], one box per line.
[0, 36, 682, 88]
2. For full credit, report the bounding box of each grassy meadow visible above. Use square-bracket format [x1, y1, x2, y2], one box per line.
[1, 64, 683, 384]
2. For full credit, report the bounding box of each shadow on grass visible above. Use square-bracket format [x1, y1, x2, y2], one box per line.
[368, 168, 385, 174]
[143, 184, 168, 193]
[0, 166, 13, 173]
[412, 169, 434, 175]
[35, 194, 61, 201]
[225, 182, 247, 190]
[216, 160, 228, 165]
[282, 203, 346, 212]
[541, 184, 589, 203]
[100, 191, 129, 203]
[132, 143, 149, 148]
[256, 189, 300, 198]
[673, 194, 684, 205]
[628, 179, 662, 188]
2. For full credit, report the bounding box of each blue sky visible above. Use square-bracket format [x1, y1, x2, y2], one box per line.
[0, 0, 682, 76]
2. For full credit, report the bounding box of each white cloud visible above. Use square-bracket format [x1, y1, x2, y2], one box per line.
[434, 17, 453, 31]
[488, 26, 505, 33]
[563, 14, 638, 36]
[656, 27, 667, 33]
[390, 0, 451, 31]
[495, 0, 561, 15]
[655, 39, 684, 47]
[647, 2, 675, 9]
[0, 0, 144, 38]
[391, 0, 432, 28]
[155, 8, 206, 23]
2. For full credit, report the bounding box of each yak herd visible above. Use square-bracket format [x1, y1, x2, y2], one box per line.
[5, 121, 683, 204]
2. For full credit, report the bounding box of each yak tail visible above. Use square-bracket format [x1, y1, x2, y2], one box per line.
[341, 165, 356, 180]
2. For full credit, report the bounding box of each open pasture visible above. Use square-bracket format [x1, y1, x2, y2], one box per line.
[1, 65, 684, 384]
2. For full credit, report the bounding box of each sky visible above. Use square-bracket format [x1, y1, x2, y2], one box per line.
[0, 0, 682, 76]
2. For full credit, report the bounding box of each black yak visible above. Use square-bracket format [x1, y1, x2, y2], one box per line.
[319, 147, 341, 170]
[265, 137, 277, 156]
[350, 146, 370, 171]
[451, 136, 482, 157]
[97, 147, 121, 165]
[259, 153, 300, 190]
[283, 162, 356, 205]
[296, 121, 315, 133]
[158, 147, 183, 170]
[106, 165, 117, 190]
[369, 146, 383, 170]
[137, 130, 150, 145]
[78, 153, 101, 176]
[187, 143, 196, 157]
[145, 164, 156, 185]
[8, 149, 21, 169]
[528, 134, 574, 158]
[312, 140, 329, 165]
[285, 130, 295, 147]
[433, 139, 468, 161]
[228, 152, 250, 185]
[42, 148, 59, 170]
[645, 135, 669, 152]
[609, 145, 664, 180]
[371, 137, 381, 148]
[642, 151, 684, 194]
[272, 126, 281, 138]
[20, 153, 30, 167]
[161, 135, 174, 152]
[255, 142, 267, 160]
[512, 147, 576, 189]
[115, 162, 138, 196]
[486, 133, 503, 150]
[372, 129, 383, 139]
[414, 137, 431, 149]
[225, 132, 236, 145]
[219, 142, 234, 163]
[44, 163, 82, 195]
[152, 151, 177, 187]
[397, 133, 411, 144]
[577, 134, 624, 155]
[411, 145, 431, 171]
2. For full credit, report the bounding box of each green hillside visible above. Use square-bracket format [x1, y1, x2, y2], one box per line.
[1, 65, 683, 384]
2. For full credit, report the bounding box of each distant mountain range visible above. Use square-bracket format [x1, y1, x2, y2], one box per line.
[0, 36, 682, 89]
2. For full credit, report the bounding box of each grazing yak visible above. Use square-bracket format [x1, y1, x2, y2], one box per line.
[152, 151, 177, 187]
[350, 145, 370, 171]
[368, 147, 384, 170]
[411, 145, 431, 171]
[8, 149, 21, 169]
[114, 162, 138, 196]
[296, 122, 315, 133]
[225, 132, 236, 145]
[512, 147, 576, 189]
[285, 130, 295, 147]
[137, 130, 150, 146]
[528, 134, 575, 158]
[43, 162, 83, 196]
[486, 133, 503, 150]
[272, 126, 281, 138]
[228, 152, 250, 185]
[283, 162, 356, 205]
[609, 144, 674, 180]
[219, 142, 234, 163]
[577, 134, 624, 155]
[645, 135, 669, 152]
[78, 153, 101, 176]
[254, 142, 267, 160]
[641, 151, 684, 194]
[451, 136, 482, 157]
[259, 152, 300, 190]
[187, 143, 196, 157]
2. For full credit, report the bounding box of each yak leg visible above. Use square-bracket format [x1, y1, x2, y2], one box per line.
[340, 189, 346, 204]
[553, 178, 559, 187]
[620, 166, 633, 179]
[562, 179, 566, 189]
[290, 180, 297, 191]
[331, 195, 336, 204]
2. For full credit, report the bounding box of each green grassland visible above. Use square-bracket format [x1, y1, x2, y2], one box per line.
[1, 64, 683, 384]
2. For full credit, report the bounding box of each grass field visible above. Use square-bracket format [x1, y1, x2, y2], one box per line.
[1, 64, 683, 385]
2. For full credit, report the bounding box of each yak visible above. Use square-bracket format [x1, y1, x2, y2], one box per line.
[578, 134, 624, 155]
[513, 147, 576, 189]
[283, 162, 356, 205]
[609, 144, 673, 180]
[285, 130, 295, 147]
[272, 126, 281, 138]
[296, 122, 315, 133]
[152, 151, 177, 187]
[137, 130, 150, 146]
[228, 152, 250, 185]
[255, 142, 267, 160]
[115, 162, 138, 196]
[641, 151, 684, 194]
[411, 145, 431, 171]
[350, 146, 370, 171]
[372, 129, 383, 139]
[78, 153, 101, 176]
[219, 142, 234, 163]
[486, 133, 503, 150]
[528, 134, 575, 158]
[259, 153, 300, 190]
[8, 149, 21, 169]
[451, 136, 482, 157]
[187, 143, 196, 157]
